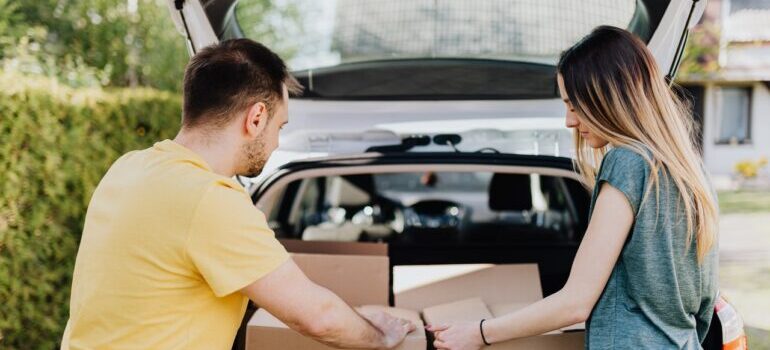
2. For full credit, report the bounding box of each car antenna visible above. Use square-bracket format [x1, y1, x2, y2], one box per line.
[366, 135, 431, 153]
[433, 134, 462, 153]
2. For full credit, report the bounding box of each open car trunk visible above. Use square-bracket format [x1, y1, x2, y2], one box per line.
[252, 153, 589, 295]
[228, 152, 729, 350]
[236, 153, 591, 349]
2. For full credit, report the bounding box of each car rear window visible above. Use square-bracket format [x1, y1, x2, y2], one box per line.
[236, 0, 642, 71]
[266, 170, 589, 245]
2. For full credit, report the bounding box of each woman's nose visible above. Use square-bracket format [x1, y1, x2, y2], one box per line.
[565, 112, 579, 128]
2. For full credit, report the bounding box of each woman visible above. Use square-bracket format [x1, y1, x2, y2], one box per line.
[427, 26, 719, 349]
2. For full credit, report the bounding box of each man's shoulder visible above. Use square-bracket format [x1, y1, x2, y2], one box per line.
[196, 178, 255, 216]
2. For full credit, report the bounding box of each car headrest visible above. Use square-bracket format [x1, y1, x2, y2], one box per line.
[488, 173, 532, 211]
[302, 222, 363, 242]
[328, 177, 371, 207]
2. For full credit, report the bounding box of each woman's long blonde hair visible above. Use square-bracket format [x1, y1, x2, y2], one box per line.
[557, 26, 717, 261]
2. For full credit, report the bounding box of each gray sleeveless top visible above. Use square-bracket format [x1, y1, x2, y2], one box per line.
[585, 147, 718, 349]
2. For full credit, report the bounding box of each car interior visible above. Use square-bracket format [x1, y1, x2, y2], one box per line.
[265, 170, 589, 247]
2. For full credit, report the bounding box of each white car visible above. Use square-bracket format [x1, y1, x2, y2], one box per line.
[166, 1, 746, 349]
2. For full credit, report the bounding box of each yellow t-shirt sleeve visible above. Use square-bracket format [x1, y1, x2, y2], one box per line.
[187, 182, 290, 297]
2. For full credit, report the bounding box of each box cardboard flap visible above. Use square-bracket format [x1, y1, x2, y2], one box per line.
[247, 309, 330, 350]
[280, 239, 387, 256]
[395, 264, 542, 310]
[291, 253, 389, 306]
[486, 332, 585, 350]
[248, 308, 288, 328]
[247, 307, 426, 350]
[421, 297, 492, 326]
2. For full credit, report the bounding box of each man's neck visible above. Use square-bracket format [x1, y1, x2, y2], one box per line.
[173, 130, 238, 178]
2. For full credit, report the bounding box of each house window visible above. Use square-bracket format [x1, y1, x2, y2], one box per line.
[715, 86, 752, 145]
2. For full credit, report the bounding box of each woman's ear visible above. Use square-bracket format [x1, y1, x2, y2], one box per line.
[244, 102, 269, 138]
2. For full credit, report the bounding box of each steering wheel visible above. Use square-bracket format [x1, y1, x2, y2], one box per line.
[404, 199, 465, 230]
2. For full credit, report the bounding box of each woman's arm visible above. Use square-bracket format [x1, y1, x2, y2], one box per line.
[430, 183, 634, 350]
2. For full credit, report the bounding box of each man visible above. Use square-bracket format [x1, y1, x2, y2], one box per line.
[61, 39, 414, 349]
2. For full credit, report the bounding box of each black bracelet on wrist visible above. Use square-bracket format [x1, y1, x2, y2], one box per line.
[480, 319, 491, 346]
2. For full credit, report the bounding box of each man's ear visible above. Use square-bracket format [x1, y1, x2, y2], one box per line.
[244, 102, 269, 138]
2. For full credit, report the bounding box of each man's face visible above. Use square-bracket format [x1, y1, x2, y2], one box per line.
[238, 85, 289, 177]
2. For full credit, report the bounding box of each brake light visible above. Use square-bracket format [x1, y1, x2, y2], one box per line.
[715, 296, 748, 350]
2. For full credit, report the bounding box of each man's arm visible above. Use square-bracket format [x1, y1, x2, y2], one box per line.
[240, 258, 413, 349]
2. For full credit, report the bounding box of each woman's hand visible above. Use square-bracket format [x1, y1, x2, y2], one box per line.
[426, 322, 485, 350]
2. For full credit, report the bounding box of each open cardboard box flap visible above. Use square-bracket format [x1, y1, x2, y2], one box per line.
[394, 263, 543, 311]
[281, 239, 390, 306]
[279, 238, 387, 256]
[247, 239, 581, 350]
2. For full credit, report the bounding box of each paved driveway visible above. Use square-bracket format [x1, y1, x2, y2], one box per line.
[718, 213, 770, 348]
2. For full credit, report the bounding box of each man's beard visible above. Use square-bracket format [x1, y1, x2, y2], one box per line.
[237, 137, 269, 178]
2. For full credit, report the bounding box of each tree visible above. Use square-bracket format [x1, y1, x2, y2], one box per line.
[2, 0, 188, 91]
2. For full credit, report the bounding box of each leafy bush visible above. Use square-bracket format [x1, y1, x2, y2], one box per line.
[0, 71, 181, 349]
[0, 0, 188, 91]
[735, 157, 768, 179]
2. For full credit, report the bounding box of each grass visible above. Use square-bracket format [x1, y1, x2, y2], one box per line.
[718, 190, 770, 214]
[748, 326, 770, 350]
[721, 262, 770, 350]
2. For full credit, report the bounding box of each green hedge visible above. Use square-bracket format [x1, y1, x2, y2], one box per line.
[0, 71, 181, 349]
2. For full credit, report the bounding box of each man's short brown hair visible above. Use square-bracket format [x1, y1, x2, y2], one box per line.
[182, 38, 303, 129]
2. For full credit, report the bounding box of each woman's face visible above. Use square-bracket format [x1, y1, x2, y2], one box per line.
[557, 74, 610, 149]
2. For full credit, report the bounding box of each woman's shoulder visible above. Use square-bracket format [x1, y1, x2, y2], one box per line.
[596, 145, 655, 215]
[605, 145, 650, 161]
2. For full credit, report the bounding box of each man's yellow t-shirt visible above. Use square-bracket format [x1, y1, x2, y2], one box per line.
[61, 140, 289, 349]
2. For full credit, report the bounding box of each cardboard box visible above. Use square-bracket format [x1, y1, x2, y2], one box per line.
[246, 239, 578, 349]
[422, 298, 584, 350]
[291, 253, 389, 306]
[394, 263, 542, 310]
[247, 306, 426, 350]
[279, 239, 387, 256]
[247, 240, 426, 350]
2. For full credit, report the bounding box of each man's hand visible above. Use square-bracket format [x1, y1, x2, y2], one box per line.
[356, 307, 416, 349]
[427, 322, 484, 350]
[241, 259, 412, 349]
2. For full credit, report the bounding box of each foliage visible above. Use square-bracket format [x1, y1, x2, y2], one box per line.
[678, 23, 721, 79]
[718, 190, 770, 214]
[0, 71, 181, 349]
[0, 0, 189, 91]
[236, 0, 306, 63]
[735, 157, 768, 179]
[0, 0, 302, 92]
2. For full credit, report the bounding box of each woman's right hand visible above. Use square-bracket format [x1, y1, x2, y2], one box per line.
[427, 322, 485, 350]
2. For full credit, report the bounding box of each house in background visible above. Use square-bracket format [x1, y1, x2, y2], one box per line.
[678, 0, 770, 187]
